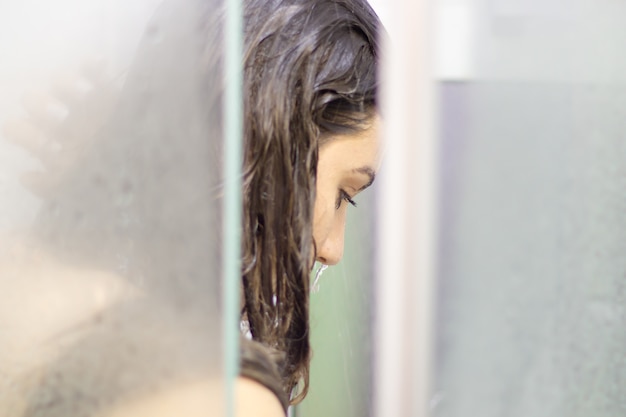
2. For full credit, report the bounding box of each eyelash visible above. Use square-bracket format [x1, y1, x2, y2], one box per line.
[336, 189, 357, 209]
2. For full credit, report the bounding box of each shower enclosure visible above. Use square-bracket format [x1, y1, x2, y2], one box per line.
[1, 0, 625, 416]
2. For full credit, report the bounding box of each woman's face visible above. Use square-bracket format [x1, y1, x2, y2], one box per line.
[313, 115, 382, 265]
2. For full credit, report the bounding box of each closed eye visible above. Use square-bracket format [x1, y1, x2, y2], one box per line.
[336, 189, 357, 209]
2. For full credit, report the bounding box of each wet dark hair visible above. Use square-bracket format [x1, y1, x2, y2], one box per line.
[240, 0, 380, 403]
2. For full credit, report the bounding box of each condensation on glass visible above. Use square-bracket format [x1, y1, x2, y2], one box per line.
[434, 0, 626, 416]
[0, 0, 226, 416]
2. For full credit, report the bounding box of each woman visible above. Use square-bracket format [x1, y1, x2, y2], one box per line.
[239, 0, 381, 408]
[1, 0, 382, 415]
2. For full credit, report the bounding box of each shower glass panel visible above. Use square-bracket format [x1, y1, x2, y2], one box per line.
[0, 0, 228, 415]
[435, 0, 626, 416]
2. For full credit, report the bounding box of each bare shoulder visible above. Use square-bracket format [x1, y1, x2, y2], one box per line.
[236, 377, 286, 417]
[98, 377, 284, 417]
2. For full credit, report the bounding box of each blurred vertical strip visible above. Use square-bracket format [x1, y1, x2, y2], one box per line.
[224, 0, 243, 415]
[374, 0, 438, 415]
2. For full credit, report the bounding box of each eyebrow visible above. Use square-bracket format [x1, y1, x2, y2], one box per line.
[352, 166, 376, 191]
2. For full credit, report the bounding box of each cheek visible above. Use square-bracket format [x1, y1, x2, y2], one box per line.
[311, 196, 326, 263]
[312, 177, 337, 245]
[312, 193, 330, 243]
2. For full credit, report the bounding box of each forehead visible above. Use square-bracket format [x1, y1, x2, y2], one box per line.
[318, 116, 382, 168]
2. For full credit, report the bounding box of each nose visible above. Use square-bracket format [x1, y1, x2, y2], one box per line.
[315, 213, 346, 266]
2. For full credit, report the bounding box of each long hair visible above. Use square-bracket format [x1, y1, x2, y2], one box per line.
[240, 0, 380, 403]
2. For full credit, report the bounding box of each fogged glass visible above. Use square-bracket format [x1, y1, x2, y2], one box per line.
[0, 0, 226, 415]
[435, 1, 626, 416]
